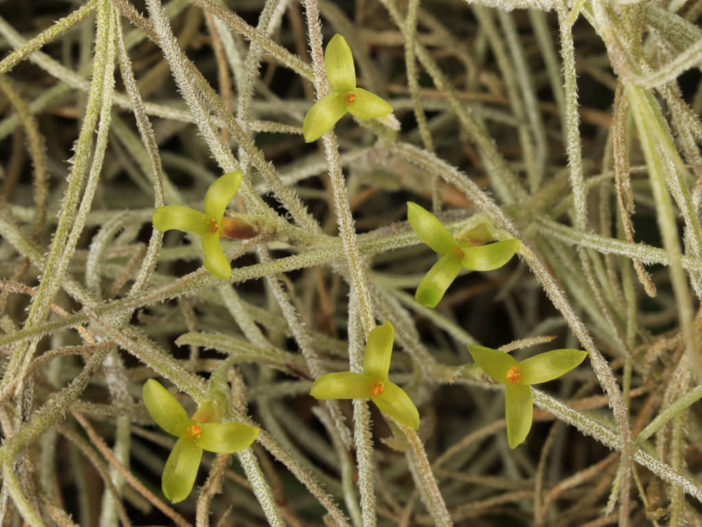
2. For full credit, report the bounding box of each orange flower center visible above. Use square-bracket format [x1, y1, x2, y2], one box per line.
[343, 91, 356, 106]
[370, 380, 385, 396]
[452, 245, 465, 258]
[186, 424, 202, 440]
[206, 217, 219, 234]
[506, 367, 521, 384]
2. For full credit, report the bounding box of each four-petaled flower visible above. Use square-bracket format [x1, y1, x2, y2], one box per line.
[153, 171, 256, 280]
[407, 202, 520, 307]
[143, 379, 260, 503]
[303, 34, 393, 143]
[468, 345, 587, 448]
[310, 321, 420, 429]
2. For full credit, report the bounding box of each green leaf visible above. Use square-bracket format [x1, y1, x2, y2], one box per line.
[162, 437, 202, 503]
[303, 93, 348, 142]
[414, 252, 463, 308]
[197, 422, 260, 454]
[325, 34, 355, 93]
[363, 321, 395, 380]
[143, 379, 190, 437]
[310, 371, 372, 399]
[504, 383, 533, 449]
[459, 239, 520, 271]
[202, 233, 231, 280]
[519, 349, 587, 385]
[204, 171, 242, 220]
[467, 345, 518, 385]
[153, 206, 208, 235]
[347, 88, 393, 120]
[407, 202, 456, 255]
[372, 381, 420, 429]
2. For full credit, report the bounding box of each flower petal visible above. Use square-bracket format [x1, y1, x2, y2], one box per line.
[202, 233, 231, 280]
[347, 88, 393, 120]
[143, 379, 190, 437]
[467, 345, 518, 384]
[372, 381, 420, 429]
[153, 206, 208, 235]
[407, 202, 456, 255]
[363, 321, 395, 381]
[204, 171, 242, 220]
[414, 252, 463, 308]
[519, 349, 587, 385]
[505, 383, 533, 449]
[459, 239, 520, 271]
[162, 437, 202, 503]
[196, 422, 260, 454]
[325, 34, 355, 93]
[310, 372, 372, 400]
[303, 94, 347, 142]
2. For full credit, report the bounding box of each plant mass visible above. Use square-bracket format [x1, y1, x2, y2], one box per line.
[1, 0, 701, 525]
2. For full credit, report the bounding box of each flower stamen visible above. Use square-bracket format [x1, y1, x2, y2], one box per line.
[452, 245, 466, 258]
[206, 217, 219, 234]
[343, 91, 356, 106]
[370, 380, 385, 396]
[186, 424, 202, 440]
[506, 367, 521, 384]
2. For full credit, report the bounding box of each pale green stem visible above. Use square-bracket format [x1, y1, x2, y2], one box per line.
[530, 389, 702, 502]
[529, 10, 565, 122]
[0, 76, 48, 240]
[0, 0, 98, 76]
[237, 449, 287, 527]
[404, 427, 453, 526]
[403, 0, 438, 210]
[190, 0, 313, 81]
[626, 84, 702, 383]
[499, 9, 547, 190]
[637, 384, 702, 443]
[313, 407, 362, 527]
[557, 6, 588, 231]
[2, 459, 46, 527]
[1, 344, 110, 458]
[1, 0, 113, 393]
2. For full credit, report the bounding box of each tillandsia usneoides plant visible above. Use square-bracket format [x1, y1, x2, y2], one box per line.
[1, 0, 702, 525]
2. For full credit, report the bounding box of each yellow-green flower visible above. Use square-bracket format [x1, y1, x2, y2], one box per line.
[153, 171, 255, 280]
[468, 346, 587, 448]
[310, 321, 419, 429]
[407, 202, 520, 307]
[143, 379, 259, 503]
[303, 34, 393, 142]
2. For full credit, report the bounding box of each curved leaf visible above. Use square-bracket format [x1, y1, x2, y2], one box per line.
[372, 381, 420, 429]
[467, 345, 518, 385]
[197, 422, 260, 454]
[347, 88, 393, 120]
[310, 372, 372, 400]
[519, 349, 587, 385]
[202, 233, 231, 280]
[407, 202, 456, 255]
[153, 206, 207, 235]
[325, 34, 355, 93]
[363, 321, 395, 380]
[505, 383, 533, 449]
[143, 379, 190, 437]
[414, 252, 463, 308]
[303, 94, 348, 142]
[460, 239, 520, 271]
[204, 171, 242, 220]
[162, 437, 202, 503]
